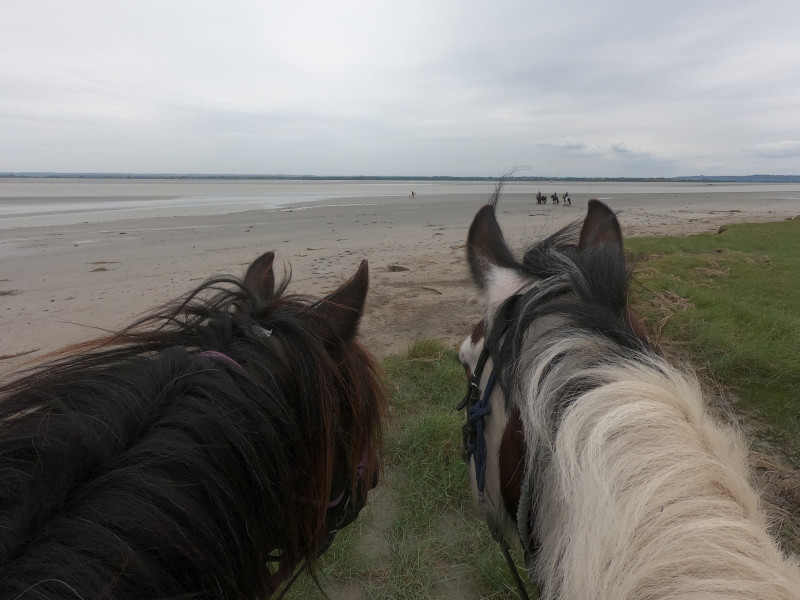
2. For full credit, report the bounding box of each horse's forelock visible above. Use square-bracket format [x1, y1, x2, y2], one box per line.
[334, 338, 387, 493]
[490, 220, 641, 386]
[226, 288, 387, 565]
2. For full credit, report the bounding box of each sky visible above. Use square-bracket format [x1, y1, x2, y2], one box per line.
[1, 0, 799, 177]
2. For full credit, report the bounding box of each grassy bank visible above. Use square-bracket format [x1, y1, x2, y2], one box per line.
[625, 218, 800, 463]
[626, 219, 800, 552]
[284, 340, 528, 600]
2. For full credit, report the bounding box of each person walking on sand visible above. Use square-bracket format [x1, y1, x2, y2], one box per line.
[411, 190, 416, 200]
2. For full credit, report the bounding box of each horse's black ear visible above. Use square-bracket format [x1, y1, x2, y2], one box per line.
[579, 200, 623, 254]
[244, 251, 275, 301]
[467, 204, 518, 289]
[316, 260, 369, 344]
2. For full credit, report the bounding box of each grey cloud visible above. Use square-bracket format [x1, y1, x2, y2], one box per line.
[536, 140, 607, 157]
[2, 0, 800, 176]
[751, 141, 800, 159]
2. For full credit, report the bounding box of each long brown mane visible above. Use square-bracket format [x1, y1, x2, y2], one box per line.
[0, 252, 386, 599]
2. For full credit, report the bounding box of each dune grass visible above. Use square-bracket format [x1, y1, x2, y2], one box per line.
[284, 339, 530, 599]
[625, 218, 800, 464]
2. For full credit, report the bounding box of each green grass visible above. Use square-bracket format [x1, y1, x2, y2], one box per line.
[284, 340, 532, 599]
[625, 218, 800, 462]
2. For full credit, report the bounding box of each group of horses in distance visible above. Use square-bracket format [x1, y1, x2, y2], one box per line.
[1, 188, 799, 598]
[535, 190, 571, 205]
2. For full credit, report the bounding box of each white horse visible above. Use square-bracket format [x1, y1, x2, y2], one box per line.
[459, 198, 800, 599]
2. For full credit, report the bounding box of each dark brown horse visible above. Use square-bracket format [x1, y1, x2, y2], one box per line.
[0, 251, 386, 599]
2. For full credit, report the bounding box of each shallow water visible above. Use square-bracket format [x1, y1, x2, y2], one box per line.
[2, 178, 799, 229]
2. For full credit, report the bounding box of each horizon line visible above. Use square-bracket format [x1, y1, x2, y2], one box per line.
[3, 172, 800, 182]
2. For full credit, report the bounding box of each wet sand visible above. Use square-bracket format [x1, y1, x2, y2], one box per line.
[2, 184, 800, 378]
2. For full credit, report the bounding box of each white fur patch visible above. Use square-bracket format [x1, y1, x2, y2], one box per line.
[483, 265, 531, 330]
[458, 334, 482, 374]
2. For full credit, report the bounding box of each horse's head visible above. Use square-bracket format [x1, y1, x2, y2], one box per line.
[459, 199, 644, 547]
[0, 249, 386, 600]
[461, 198, 800, 598]
[239, 252, 385, 564]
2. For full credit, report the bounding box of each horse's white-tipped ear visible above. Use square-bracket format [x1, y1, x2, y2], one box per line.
[579, 200, 623, 253]
[317, 260, 369, 344]
[244, 251, 275, 300]
[467, 204, 518, 289]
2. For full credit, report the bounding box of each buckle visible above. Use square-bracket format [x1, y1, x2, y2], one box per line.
[456, 380, 477, 411]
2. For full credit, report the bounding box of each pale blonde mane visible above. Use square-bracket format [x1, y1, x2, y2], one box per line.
[515, 331, 800, 599]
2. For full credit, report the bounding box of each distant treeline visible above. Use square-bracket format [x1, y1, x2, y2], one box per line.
[2, 173, 800, 183]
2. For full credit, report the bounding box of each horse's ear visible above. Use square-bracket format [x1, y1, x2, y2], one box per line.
[316, 260, 369, 344]
[244, 251, 276, 300]
[467, 204, 518, 289]
[579, 200, 623, 253]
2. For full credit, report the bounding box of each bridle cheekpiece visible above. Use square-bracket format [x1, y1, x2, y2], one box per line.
[457, 294, 531, 600]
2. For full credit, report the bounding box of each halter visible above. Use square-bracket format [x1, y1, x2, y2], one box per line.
[457, 294, 522, 491]
[457, 295, 531, 600]
[270, 456, 370, 599]
[196, 350, 246, 373]
[456, 346, 496, 495]
[196, 326, 272, 372]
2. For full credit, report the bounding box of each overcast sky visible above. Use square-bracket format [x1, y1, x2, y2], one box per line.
[2, 0, 799, 177]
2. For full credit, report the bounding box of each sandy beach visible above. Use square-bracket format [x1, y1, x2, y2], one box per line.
[2, 179, 800, 378]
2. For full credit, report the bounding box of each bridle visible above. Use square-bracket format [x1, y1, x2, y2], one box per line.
[456, 343, 496, 493]
[457, 293, 521, 480]
[267, 453, 371, 598]
[323, 453, 371, 533]
[457, 296, 532, 600]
